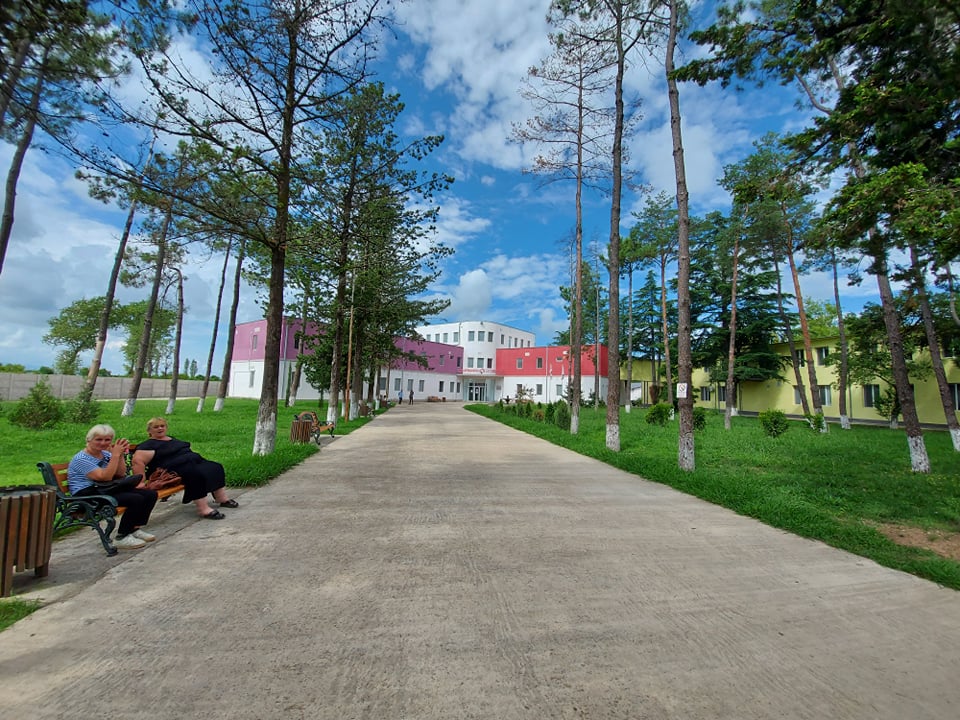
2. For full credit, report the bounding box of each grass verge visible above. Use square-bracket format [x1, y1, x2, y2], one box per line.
[0, 598, 40, 632]
[469, 403, 960, 591]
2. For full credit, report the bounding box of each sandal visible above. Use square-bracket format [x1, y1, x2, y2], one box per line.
[201, 510, 226, 520]
[218, 499, 239, 508]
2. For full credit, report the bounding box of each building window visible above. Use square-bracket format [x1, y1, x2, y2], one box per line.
[467, 357, 475, 368]
[516, 358, 523, 369]
[793, 349, 804, 367]
[439, 381, 444, 392]
[864, 384, 881, 407]
[537, 357, 544, 369]
[487, 358, 493, 369]
[456, 382, 461, 393]
[443, 333, 448, 342]
[794, 385, 805, 404]
[248, 371, 255, 388]
[717, 385, 726, 402]
[536, 384, 543, 395]
[556, 384, 563, 397]
[817, 346, 830, 365]
[453, 332, 459, 342]
[439, 355, 445, 366]
[476, 356, 484, 369]
[418, 380, 425, 391]
[457, 357, 461, 368]
[501, 334, 504, 344]
[819, 385, 832, 406]
[488, 331, 494, 342]
[468, 330, 475, 341]
[700, 387, 711, 401]
[516, 383, 523, 395]
[951, 383, 960, 408]
[251, 334, 258, 350]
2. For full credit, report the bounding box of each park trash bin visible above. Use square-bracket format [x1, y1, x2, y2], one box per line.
[290, 416, 313, 444]
[1, 485, 56, 597]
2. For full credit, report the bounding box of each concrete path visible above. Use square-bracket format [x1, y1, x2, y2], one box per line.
[3, 402, 960, 719]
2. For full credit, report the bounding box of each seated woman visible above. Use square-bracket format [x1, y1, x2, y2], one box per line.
[131, 417, 238, 520]
[68, 424, 159, 550]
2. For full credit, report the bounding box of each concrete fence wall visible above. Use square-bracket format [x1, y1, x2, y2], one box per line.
[0, 373, 209, 402]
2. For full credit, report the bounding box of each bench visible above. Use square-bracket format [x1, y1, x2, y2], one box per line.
[291, 411, 335, 446]
[36, 448, 184, 556]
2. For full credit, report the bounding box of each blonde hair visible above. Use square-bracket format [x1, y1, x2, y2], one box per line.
[86, 424, 115, 442]
[146, 417, 168, 432]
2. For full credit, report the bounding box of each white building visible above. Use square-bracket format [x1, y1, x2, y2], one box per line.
[416, 321, 536, 402]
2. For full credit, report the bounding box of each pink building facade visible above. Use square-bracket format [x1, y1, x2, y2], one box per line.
[228, 318, 464, 402]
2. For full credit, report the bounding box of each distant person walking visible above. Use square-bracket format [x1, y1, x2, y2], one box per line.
[408, 389, 414, 405]
[397, 390, 403, 405]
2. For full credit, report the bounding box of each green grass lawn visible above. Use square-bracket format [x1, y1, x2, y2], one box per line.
[468, 403, 960, 591]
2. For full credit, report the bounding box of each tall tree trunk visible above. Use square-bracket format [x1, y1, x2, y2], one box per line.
[198, 237, 232, 412]
[122, 205, 171, 416]
[660, 256, 674, 405]
[215, 239, 245, 412]
[604, 6, 625, 453]
[625, 264, 634, 414]
[253, 244, 285, 453]
[772, 248, 809, 416]
[910, 244, 960, 450]
[876, 259, 929, 471]
[787, 246, 826, 428]
[570, 83, 585, 435]
[666, 0, 695, 471]
[724, 233, 740, 430]
[831, 250, 851, 429]
[0, 55, 43, 276]
[166, 270, 184, 415]
[286, 293, 308, 408]
[87, 142, 156, 399]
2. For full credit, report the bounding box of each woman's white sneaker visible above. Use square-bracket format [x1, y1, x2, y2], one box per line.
[132, 529, 156, 542]
[114, 534, 146, 549]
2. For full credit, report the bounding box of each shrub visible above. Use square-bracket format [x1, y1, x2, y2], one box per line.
[805, 413, 826, 432]
[545, 403, 556, 422]
[532, 408, 546, 422]
[554, 401, 571, 431]
[692, 406, 707, 431]
[10, 380, 63, 430]
[645, 402, 673, 427]
[64, 388, 100, 425]
[759, 409, 790, 437]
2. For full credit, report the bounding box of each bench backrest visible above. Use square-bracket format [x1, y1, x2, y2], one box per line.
[295, 410, 320, 426]
[37, 444, 138, 497]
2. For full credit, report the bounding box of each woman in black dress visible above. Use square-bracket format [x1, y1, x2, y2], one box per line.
[131, 417, 238, 519]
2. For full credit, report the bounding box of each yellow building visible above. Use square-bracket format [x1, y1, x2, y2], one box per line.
[620, 338, 959, 427]
[682, 337, 960, 427]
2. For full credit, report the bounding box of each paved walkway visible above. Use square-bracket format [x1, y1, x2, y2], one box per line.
[3, 402, 960, 719]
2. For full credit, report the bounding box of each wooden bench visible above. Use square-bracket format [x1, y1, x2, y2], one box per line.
[291, 411, 335, 446]
[36, 447, 184, 556]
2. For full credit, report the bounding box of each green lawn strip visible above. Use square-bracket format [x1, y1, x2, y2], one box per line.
[0, 598, 40, 631]
[468, 404, 960, 591]
[0, 398, 375, 489]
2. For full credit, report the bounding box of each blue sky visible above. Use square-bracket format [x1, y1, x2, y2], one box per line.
[0, 0, 879, 374]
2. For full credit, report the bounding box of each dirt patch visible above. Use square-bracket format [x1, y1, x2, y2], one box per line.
[876, 523, 960, 562]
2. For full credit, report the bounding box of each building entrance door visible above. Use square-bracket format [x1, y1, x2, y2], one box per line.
[468, 382, 486, 402]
